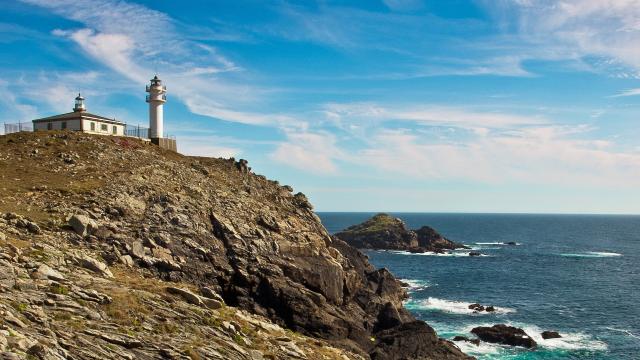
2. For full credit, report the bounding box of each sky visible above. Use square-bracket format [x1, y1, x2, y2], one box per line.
[1, 0, 639, 214]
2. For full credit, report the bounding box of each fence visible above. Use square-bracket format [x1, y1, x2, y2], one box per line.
[4, 121, 174, 141]
[3, 122, 33, 135]
[124, 125, 150, 139]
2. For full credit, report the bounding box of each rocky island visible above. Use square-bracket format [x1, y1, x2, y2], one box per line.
[0, 132, 471, 360]
[334, 213, 468, 254]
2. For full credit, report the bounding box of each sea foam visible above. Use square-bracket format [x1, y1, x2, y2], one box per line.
[559, 251, 622, 258]
[399, 279, 431, 291]
[474, 242, 520, 246]
[384, 250, 491, 257]
[457, 323, 608, 352]
[404, 297, 516, 315]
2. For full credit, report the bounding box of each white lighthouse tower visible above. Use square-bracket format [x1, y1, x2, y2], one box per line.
[146, 75, 167, 139]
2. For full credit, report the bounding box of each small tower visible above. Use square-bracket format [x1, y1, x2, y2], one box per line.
[145, 75, 167, 139]
[73, 93, 86, 112]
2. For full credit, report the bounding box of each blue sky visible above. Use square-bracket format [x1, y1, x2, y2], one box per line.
[1, 0, 640, 213]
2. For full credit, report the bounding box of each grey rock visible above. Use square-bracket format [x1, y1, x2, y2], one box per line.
[69, 215, 96, 237]
[120, 255, 134, 267]
[130, 240, 146, 259]
[201, 287, 225, 303]
[166, 287, 202, 306]
[78, 255, 113, 278]
[32, 264, 66, 282]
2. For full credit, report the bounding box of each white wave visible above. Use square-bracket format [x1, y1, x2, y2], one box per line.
[456, 323, 608, 352]
[521, 325, 608, 351]
[559, 251, 622, 258]
[605, 327, 640, 340]
[385, 250, 490, 257]
[451, 338, 502, 356]
[404, 297, 515, 315]
[461, 245, 500, 251]
[474, 242, 520, 246]
[399, 279, 431, 291]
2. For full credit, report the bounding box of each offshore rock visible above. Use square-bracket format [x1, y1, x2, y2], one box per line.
[471, 324, 537, 348]
[335, 213, 467, 252]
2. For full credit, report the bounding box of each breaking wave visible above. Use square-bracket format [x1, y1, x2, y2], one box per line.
[454, 323, 608, 353]
[559, 251, 622, 258]
[385, 250, 491, 257]
[404, 297, 516, 315]
[399, 279, 431, 291]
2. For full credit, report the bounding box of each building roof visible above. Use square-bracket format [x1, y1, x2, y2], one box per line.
[32, 111, 125, 125]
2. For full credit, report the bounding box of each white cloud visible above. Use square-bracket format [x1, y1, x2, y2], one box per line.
[358, 126, 640, 187]
[485, 0, 640, 75]
[324, 102, 547, 130]
[612, 88, 640, 97]
[21, 0, 291, 128]
[178, 143, 240, 158]
[270, 131, 343, 174]
[0, 79, 39, 130]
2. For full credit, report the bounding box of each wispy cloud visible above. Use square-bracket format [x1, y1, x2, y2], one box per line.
[483, 0, 640, 76]
[270, 130, 344, 174]
[611, 88, 640, 98]
[323, 102, 547, 130]
[20, 0, 289, 128]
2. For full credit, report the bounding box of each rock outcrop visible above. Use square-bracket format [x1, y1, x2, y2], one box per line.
[471, 324, 537, 349]
[541, 331, 561, 339]
[0, 132, 471, 359]
[334, 213, 467, 253]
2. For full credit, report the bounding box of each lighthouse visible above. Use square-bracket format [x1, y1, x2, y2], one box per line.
[146, 75, 167, 139]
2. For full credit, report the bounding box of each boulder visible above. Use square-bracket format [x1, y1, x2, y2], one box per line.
[452, 336, 480, 346]
[120, 255, 134, 267]
[130, 240, 146, 259]
[32, 264, 65, 282]
[468, 252, 482, 257]
[471, 324, 537, 348]
[167, 287, 203, 307]
[468, 303, 484, 311]
[79, 255, 113, 278]
[69, 215, 97, 237]
[485, 306, 495, 312]
[541, 331, 562, 339]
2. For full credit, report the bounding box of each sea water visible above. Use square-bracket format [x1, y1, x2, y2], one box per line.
[318, 213, 640, 359]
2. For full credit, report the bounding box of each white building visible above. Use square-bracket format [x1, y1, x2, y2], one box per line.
[32, 94, 125, 136]
[20, 75, 177, 151]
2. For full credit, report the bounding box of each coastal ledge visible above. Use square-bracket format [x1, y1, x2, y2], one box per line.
[0, 132, 471, 360]
[334, 213, 469, 254]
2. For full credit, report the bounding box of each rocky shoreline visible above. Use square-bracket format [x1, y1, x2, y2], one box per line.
[0, 132, 471, 360]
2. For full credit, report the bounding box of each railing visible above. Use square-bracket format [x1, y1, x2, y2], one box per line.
[3, 122, 33, 135]
[145, 94, 167, 102]
[145, 85, 167, 92]
[124, 125, 150, 139]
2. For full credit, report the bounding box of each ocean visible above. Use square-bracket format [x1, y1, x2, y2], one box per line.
[318, 213, 640, 360]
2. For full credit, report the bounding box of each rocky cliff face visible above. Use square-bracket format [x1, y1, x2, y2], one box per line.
[0, 132, 470, 360]
[334, 214, 467, 253]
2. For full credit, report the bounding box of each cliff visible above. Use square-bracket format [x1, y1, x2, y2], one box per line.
[334, 214, 467, 253]
[0, 132, 470, 360]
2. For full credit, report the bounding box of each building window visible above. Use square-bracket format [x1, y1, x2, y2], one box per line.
[112, 126, 117, 134]
[101, 124, 108, 132]
[47, 123, 52, 130]
[90, 122, 95, 131]
[61, 122, 67, 130]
